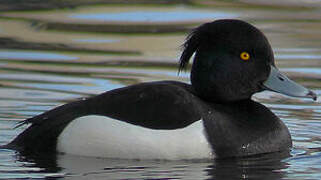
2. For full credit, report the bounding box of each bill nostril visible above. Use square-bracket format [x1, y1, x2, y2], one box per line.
[278, 76, 285, 81]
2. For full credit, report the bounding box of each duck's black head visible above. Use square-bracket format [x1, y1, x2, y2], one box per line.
[179, 19, 272, 102]
[180, 19, 316, 102]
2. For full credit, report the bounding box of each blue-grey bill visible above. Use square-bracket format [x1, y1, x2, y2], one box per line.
[263, 66, 317, 101]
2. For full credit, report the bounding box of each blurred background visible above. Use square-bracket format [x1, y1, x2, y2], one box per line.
[0, 0, 321, 179]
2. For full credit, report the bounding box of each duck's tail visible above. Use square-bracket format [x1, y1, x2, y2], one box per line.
[5, 99, 92, 154]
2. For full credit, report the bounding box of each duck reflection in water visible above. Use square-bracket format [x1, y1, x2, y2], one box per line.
[208, 152, 289, 180]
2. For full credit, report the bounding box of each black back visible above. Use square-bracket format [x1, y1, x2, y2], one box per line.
[6, 81, 204, 153]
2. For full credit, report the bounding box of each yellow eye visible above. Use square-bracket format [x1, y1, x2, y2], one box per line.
[240, 52, 250, 61]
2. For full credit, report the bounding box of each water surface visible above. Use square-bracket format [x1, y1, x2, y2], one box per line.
[69, 10, 237, 22]
[0, 1, 321, 179]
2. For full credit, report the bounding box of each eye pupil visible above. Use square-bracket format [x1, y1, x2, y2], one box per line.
[240, 52, 250, 61]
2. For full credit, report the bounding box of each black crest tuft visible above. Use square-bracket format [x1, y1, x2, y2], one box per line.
[178, 22, 214, 73]
[178, 27, 202, 72]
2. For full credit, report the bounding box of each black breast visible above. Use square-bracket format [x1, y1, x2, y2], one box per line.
[202, 100, 292, 158]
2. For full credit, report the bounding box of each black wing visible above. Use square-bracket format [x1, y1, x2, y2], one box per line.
[6, 81, 204, 153]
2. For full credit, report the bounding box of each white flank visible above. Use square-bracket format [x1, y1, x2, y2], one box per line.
[57, 115, 213, 160]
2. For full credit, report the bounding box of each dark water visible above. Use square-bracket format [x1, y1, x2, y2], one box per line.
[0, 1, 321, 179]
